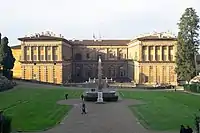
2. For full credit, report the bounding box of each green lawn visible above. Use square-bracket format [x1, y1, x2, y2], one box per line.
[0, 86, 83, 131]
[119, 91, 200, 131]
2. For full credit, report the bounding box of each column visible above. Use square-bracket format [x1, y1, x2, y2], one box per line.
[37, 46, 39, 61]
[160, 46, 163, 61]
[38, 66, 40, 81]
[168, 66, 170, 83]
[139, 45, 142, 61]
[127, 48, 129, 59]
[21, 46, 25, 61]
[167, 46, 169, 61]
[44, 46, 47, 61]
[58, 46, 61, 61]
[22, 66, 25, 79]
[153, 46, 156, 61]
[155, 66, 157, 82]
[173, 46, 176, 61]
[147, 46, 149, 61]
[45, 66, 48, 82]
[30, 46, 32, 61]
[106, 48, 109, 60]
[52, 66, 54, 83]
[31, 66, 34, 80]
[160, 66, 163, 83]
[51, 46, 54, 61]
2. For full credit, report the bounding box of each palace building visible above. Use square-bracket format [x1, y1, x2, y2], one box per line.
[11, 31, 177, 85]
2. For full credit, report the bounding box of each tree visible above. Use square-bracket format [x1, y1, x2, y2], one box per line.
[175, 8, 200, 82]
[0, 36, 15, 79]
[0, 33, 6, 65]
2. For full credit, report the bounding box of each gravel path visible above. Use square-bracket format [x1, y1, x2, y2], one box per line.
[25, 99, 176, 133]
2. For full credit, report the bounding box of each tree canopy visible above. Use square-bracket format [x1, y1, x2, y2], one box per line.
[0, 35, 15, 70]
[175, 8, 200, 81]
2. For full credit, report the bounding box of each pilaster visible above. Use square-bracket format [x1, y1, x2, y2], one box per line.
[37, 47, 39, 61]
[153, 46, 156, 61]
[51, 46, 53, 61]
[160, 46, 163, 61]
[44, 46, 47, 61]
[21, 45, 25, 61]
[167, 46, 169, 61]
[30, 46, 32, 61]
[147, 46, 149, 61]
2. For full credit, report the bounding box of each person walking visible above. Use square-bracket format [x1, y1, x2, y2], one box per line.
[186, 126, 193, 133]
[180, 125, 186, 133]
[65, 94, 68, 100]
[81, 102, 87, 114]
[81, 94, 84, 101]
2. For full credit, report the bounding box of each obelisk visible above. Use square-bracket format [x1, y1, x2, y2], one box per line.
[97, 56, 104, 103]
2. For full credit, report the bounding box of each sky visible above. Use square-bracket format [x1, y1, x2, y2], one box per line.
[0, 0, 200, 46]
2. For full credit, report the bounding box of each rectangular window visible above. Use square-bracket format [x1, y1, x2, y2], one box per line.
[163, 55, 167, 61]
[169, 55, 173, 61]
[143, 54, 147, 61]
[169, 46, 173, 51]
[26, 55, 30, 60]
[143, 46, 147, 50]
[124, 54, 127, 59]
[47, 55, 51, 60]
[33, 47, 37, 50]
[53, 46, 57, 51]
[39, 47, 43, 51]
[47, 47, 51, 51]
[149, 55, 153, 61]
[54, 55, 58, 60]
[86, 53, 90, 59]
[149, 46, 153, 50]
[33, 55, 37, 60]
[40, 55, 44, 60]
[157, 55, 160, 61]
[109, 53, 115, 58]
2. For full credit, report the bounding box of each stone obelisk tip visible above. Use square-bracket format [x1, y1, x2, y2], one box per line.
[98, 56, 101, 63]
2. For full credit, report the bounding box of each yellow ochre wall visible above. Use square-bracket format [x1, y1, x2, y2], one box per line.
[12, 47, 21, 78]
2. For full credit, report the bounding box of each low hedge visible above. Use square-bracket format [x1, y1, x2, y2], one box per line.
[183, 84, 200, 93]
[0, 115, 12, 133]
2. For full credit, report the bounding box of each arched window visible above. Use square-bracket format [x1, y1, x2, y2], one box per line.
[120, 66, 125, 77]
[76, 67, 81, 76]
[108, 67, 115, 78]
[75, 53, 82, 60]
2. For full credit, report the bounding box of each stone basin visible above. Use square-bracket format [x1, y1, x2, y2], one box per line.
[83, 89, 118, 102]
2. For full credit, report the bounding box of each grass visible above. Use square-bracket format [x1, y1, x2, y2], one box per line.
[119, 91, 200, 131]
[0, 86, 83, 131]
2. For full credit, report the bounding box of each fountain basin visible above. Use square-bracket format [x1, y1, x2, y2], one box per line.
[83, 89, 118, 102]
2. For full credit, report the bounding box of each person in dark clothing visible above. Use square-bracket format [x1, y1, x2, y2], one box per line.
[186, 126, 193, 133]
[81, 94, 84, 101]
[65, 94, 68, 100]
[81, 102, 87, 114]
[180, 125, 186, 133]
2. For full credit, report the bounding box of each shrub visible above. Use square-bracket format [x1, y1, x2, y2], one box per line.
[0, 115, 12, 133]
[183, 84, 200, 93]
[0, 76, 16, 92]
